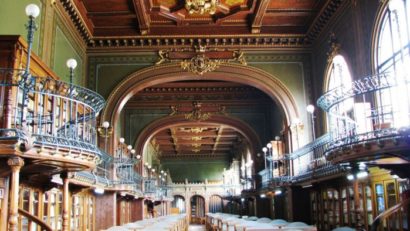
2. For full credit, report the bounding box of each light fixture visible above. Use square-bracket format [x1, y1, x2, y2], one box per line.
[306, 104, 316, 140]
[274, 189, 282, 195]
[356, 171, 368, 179]
[260, 194, 266, 198]
[98, 121, 112, 152]
[185, 0, 218, 15]
[136, 154, 141, 159]
[66, 58, 77, 85]
[306, 104, 315, 114]
[151, 168, 155, 172]
[94, 187, 104, 195]
[392, 174, 399, 179]
[25, 4, 40, 18]
[119, 137, 125, 143]
[262, 147, 268, 169]
[127, 145, 132, 150]
[346, 174, 355, 181]
[20, 4, 40, 124]
[275, 136, 281, 141]
[164, 173, 167, 176]
[102, 121, 110, 128]
[267, 143, 272, 149]
[358, 162, 366, 170]
[240, 198, 245, 202]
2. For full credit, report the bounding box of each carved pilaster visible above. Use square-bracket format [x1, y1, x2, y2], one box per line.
[7, 157, 24, 231]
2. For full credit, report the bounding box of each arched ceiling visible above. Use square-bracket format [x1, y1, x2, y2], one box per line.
[123, 80, 282, 182]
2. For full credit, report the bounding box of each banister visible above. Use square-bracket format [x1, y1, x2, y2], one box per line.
[18, 208, 53, 231]
[370, 198, 410, 231]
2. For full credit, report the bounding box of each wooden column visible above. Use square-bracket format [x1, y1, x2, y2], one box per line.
[7, 157, 24, 231]
[61, 173, 70, 231]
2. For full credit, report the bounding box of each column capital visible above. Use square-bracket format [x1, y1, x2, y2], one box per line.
[7, 157, 24, 168]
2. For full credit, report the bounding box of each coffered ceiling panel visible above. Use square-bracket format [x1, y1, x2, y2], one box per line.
[67, 0, 338, 43]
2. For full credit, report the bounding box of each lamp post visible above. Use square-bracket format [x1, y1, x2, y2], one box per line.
[66, 58, 77, 85]
[119, 137, 125, 159]
[306, 104, 316, 140]
[24, 4, 40, 75]
[21, 4, 40, 126]
[262, 147, 267, 169]
[101, 121, 110, 152]
[267, 142, 273, 175]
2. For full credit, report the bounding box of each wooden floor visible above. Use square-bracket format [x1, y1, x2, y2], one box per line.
[188, 224, 206, 231]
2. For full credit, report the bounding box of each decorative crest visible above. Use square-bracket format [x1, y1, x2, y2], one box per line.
[185, 0, 219, 15]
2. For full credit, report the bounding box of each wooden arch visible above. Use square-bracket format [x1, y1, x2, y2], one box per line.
[102, 63, 299, 152]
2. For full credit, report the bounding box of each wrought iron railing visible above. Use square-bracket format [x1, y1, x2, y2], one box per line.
[317, 72, 410, 157]
[0, 68, 105, 161]
[258, 133, 346, 186]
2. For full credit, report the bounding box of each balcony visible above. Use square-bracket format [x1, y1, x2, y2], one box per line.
[0, 68, 105, 174]
[258, 134, 346, 188]
[317, 72, 410, 164]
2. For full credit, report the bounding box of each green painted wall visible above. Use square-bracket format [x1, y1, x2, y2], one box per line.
[52, 25, 83, 85]
[88, 55, 156, 98]
[0, 0, 44, 56]
[162, 160, 228, 182]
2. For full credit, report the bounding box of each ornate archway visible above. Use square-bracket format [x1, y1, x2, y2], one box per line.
[133, 114, 262, 159]
[102, 63, 299, 151]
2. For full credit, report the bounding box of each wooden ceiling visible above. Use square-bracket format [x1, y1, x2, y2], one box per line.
[63, 0, 343, 47]
[152, 125, 242, 159]
[74, 0, 325, 36]
[125, 80, 274, 160]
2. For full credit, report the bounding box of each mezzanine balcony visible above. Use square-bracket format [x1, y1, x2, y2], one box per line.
[317, 72, 410, 164]
[0, 68, 105, 175]
[258, 133, 347, 189]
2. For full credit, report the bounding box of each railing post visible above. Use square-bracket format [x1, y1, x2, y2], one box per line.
[61, 172, 70, 231]
[7, 157, 24, 231]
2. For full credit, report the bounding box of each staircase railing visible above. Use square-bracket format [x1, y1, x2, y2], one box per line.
[18, 208, 53, 231]
[370, 198, 409, 231]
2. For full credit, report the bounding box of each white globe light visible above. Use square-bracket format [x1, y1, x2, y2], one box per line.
[102, 121, 110, 128]
[262, 147, 267, 152]
[267, 143, 272, 149]
[127, 145, 132, 150]
[119, 137, 125, 143]
[25, 4, 40, 18]
[131, 149, 136, 154]
[136, 154, 141, 159]
[66, 58, 78, 69]
[306, 104, 315, 114]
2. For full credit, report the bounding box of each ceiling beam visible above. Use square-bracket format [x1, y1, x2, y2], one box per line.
[132, 0, 150, 35]
[251, 0, 270, 33]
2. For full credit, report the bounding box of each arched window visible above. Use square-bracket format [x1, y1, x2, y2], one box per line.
[325, 54, 354, 136]
[375, 0, 410, 127]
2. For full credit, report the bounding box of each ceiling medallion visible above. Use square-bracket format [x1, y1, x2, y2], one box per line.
[155, 45, 247, 75]
[185, 0, 219, 15]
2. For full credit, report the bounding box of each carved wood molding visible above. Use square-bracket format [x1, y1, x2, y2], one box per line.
[155, 45, 246, 75]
